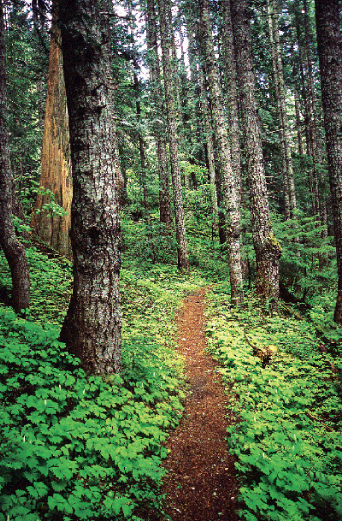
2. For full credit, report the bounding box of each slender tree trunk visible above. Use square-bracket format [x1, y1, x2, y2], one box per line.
[293, 2, 320, 216]
[59, 0, 121, 373]
[294, 89, 304, 156]
[198, 66, 219, 223]
[186, 21, 218, 227]
[128, 1, 156, 263]
[167, 1, 184, 130]
[316, 0, 342, 323]
[158, 0, 189, 271]
[267, 0, 297, 219]
[146, 0, 172, 229]
[0, 0, 30, 313]
[230, 0, 281, 304]
[32, 5, 72, 257]
[221, 0, 242, 209]
[100, 0, 124, 206]
[200, 0, 243, 304]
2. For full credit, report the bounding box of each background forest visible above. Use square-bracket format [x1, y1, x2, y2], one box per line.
[1, 0, 342, 520]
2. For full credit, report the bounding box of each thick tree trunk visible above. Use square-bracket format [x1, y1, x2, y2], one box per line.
[59, 0, 122, 373]
[0, 0, 30, 313]
[146, 0, 172, 229]
[230, 0, 281, 304]
[158, 0, 189, 271]
[316, 0, 342, 324]
[32, 8, 72, 257]
[199, 0, 243, 304]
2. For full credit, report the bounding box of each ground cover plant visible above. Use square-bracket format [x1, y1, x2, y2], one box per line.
[205, 284, 342, 521]
[0, 246, 207, 521]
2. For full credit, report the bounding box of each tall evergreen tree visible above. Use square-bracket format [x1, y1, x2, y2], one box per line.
[146, 0, 172, 228]
[316, 0, 342, 323]
[199, 0, 243, 304]
[230, 0, 281, 304]
[59, 0, 122, 373]
[158, 0, 189, 271]
[267, 0, 297, 219]
[0, 0, 30, 313]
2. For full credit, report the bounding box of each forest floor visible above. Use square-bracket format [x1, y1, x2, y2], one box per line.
[161, 288, 241, 521]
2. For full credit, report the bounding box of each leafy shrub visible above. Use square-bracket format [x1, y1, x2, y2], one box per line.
[0, 248, 209, 521]
[206, 286, 342, 521]
[0, 306, 186, 521]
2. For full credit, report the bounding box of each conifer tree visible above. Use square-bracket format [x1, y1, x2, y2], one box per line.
[158, 0, 189, 271]
[146, 0, 172, 228]
[316, 0, 342, 323]
[59, 0, 122, 373]
[0, 0, 30, 313]
[32, 4, 72, 257]
[230, 0, 281, 304]
[199, 0, 243, 304]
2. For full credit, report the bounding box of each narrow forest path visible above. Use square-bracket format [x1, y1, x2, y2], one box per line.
[161, 288, 241, 521]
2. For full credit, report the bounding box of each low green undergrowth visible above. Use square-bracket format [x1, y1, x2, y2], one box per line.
[0, 248, 206, 521]
[206, 285, 342, 521]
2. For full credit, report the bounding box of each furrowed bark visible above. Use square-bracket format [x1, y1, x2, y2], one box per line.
[200, 0, 243, 304]
[316, 0, 342, 323]
[230, 0, 281, 304]
[59, 0, 121, 373]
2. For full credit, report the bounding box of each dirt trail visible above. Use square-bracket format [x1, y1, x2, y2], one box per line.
[161, 288, 240, 521]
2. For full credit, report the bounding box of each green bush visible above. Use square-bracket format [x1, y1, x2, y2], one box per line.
[206, 286, 342, 521]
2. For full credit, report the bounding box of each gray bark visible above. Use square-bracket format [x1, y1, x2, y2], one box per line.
[316, 0, 342, 323]
[221, 0, 242, 210]
[200, 0, 243, 304]
[230, 0, 281, 304]
[146, 0, 172, 228]
[267, 0, 297, 219]
[158, 0, 189, 271]
[59, 0, 122, 373]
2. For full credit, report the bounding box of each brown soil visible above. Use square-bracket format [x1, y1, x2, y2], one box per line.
[161, 288, 241, 521]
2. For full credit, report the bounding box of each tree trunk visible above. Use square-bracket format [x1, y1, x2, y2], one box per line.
[199, 0, 243, 304]
[146, 0, 172, 229]
[100, 0, 124, 207]
[230, 0, 281, 304]
[294, 89, 304, 156]
[31, 5, 73, 257]
[129, 1, 156, 263]
[0, 0, 30, 313]
[293, 1, 320, 216]
[315, 0, 342, 323]
[267, 0, 297, 219]
[186, 21, 218, 228]
[158, 0, 189, 271]
[221, 0, 242, 209]
[59, 0, 122, 373]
